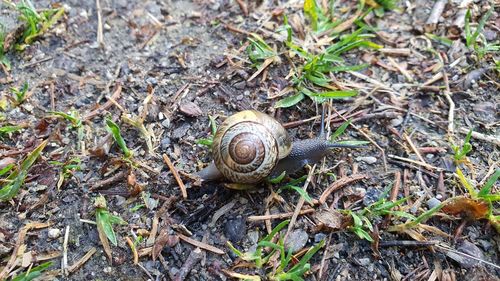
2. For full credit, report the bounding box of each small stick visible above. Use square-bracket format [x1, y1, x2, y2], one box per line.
[379, 240, 438, 247]
[247, 208, 316, 222]
[348, 71, 394, 92]
[84, 84, 122, 120]
[425, 0, 447, 32]
[125, 237, 139, 265]
[49, 82, 55, 111]
[177, 234, 224, 254]
[387, 57, 413, 82]
[379, 48, 411, 56]
[317, 233, 332, 280]
[436, 171, 446, 199]
[422, 72, 443, 86]
[247, 57, 274, 82]
[96, 0, 105, 48]
[458, 128, 500, 146]
[235, 0, 248, 16]
[442, 70, 455, 140]
[162, 154, 187, 199]
[388, 154, 442, 172]
[284, 164, 316, 241]
[381, 172, 401, 228]
[319, 173, 368, 204]
[62, 225, 70, 276]
[137, 263, 155, 280]
[173, 248, 203, 281]
[89, 170, 127, 191]
[389, 159, 439, 179]
[68, 247, 97, 273]
[403, 133, 426, 164]
[19, 56, 53, 69]
[224, 24, 251, 35]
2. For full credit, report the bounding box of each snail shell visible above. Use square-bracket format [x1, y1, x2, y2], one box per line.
[212, 110, 292, 183]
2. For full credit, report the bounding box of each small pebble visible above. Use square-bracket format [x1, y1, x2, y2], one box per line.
[314, 233, 327, 243]
[358, 258, 371, 266]
[446, 241, 484, 268]
[285, 229, 308, 253]
[426, 197, 441, 209]
[179, 101, 202, 117]
[356, 156, 377, 164]
[224, 218, 246, 242]
[161, 119, 170, 128]
[47, 228, 61, 239]
[247, 230, 260, 244]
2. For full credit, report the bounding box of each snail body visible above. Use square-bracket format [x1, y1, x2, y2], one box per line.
[198, 110, 359, 185]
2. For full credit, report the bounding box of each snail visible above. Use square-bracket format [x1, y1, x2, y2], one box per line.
[197, 109, 362, 185]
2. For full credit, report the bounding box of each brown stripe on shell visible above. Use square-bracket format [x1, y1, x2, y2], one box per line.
[213, 121, 279, 183]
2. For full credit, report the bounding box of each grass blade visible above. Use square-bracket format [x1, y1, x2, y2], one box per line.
[274, 93, 305, 108]
[289, 239, 325, 274]
[307, 90, 357, 99]
[106, 118, 132, 157]
[330, 120, 351, 141]
[478, 169, 500, 197]
[278, 185, 313, 203]
[11, 261, 53, 281]
[262, 220, 290, 242]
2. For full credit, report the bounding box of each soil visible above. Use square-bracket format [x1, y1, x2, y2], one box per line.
[0, 0, 499, 280]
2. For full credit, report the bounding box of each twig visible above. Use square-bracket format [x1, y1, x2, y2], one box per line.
[62, 225, 70, 276]
[379, 240, 438, 247]
[224, 24, 251, 35]
[89, 170, 127, 191]
[284, 164, 316, 241]
[209, 200, 236, 227]
[348, 71, 394, 92]
[19, 56, 53, 69]
[247, 208, 316, 222]
[162, 154, 187, 199]
[318, 174, 368, 204]
[388, 159, 439, 179]
[317, 233, 332, 280]
[435, 243, 500, 270]
[247, 57, 274, 82]
[137, 263, 155, 280]
[422, 72, 443, 86]
[84, 84, 122, 120]
[177, 234, 224, 255]
[452, 0, 473, 31]
[68, 247, 97, 273]
[403, 133, 426, 164]
[442, 70, 454, 140]
[126, 237, 139, 265]
[235, 0, 248, 16]
[458, 128, 500, 146]
[379, 48, 411, 56]
[173, 248, 203, 281]
[382, 172, 401, 228]
[387, 57, 413, 82]
[425, 0, 447, 32]
[96, 0, 104, 48]
[387, 154, 442, 172]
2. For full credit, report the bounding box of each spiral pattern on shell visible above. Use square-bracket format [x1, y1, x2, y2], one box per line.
[212, 110, 292, 184]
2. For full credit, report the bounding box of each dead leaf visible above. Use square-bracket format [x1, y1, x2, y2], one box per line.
[179, 101, 203, 117]
[314, 209, 348, 231]
[152, 227, 179, 260]
[442, 197, 489, 219]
